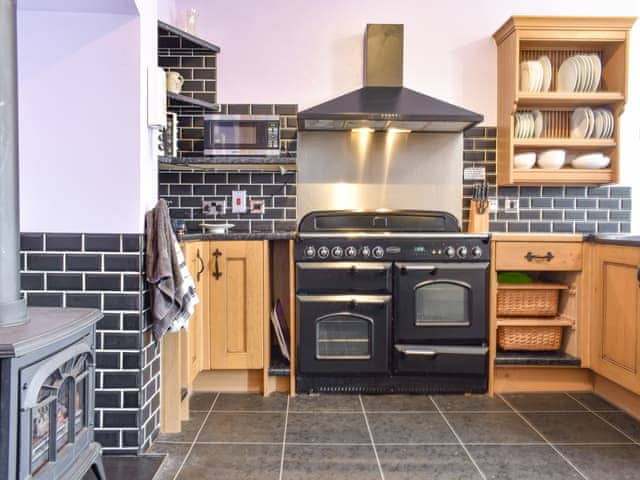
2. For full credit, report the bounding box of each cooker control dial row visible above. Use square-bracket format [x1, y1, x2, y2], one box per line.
[471, 246, 483, 258]
[444, 246, 456, 258]
[345, 246, 357, 258]
[331, 246, 344, 258]
[304, 246, 316, 258]
[372, 246, 385, 259]
[318, 246, 330, 259]
[457, 246, 468, 258]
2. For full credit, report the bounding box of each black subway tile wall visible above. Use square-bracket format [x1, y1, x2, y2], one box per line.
[463, 127, 631, 233]
[19, 233, 159, 454]
[158, 169, 297, 233]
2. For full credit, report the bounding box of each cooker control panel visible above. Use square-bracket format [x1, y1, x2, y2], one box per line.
[297, 237, 489, 262]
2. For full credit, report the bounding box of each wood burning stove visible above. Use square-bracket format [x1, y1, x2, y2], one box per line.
[0, 308, 105, 480]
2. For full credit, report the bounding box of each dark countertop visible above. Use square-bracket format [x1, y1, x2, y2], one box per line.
[159, 155, 296, 166]
[180, 231, 297, 241]
[584, 233, 640, 247]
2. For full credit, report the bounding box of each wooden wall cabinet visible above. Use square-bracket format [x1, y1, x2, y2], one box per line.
[209, 241, 267, 370]
[590, 244, 640, 394]
[493, 16, 636, 185]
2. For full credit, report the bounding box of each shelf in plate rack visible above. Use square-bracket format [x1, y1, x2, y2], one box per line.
[512, 138, 616, 149]
[512, 168, 614, 185]
[516, 91, 625, 108]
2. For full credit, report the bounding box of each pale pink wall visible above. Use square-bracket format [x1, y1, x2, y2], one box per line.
[171, 0, 640, 229]
[17, 10, 142, 233]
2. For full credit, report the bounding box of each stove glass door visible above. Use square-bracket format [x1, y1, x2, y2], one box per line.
[394, 262, 488, 343]
[317, 314, 372, 359]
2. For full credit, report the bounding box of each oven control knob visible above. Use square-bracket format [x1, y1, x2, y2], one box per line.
[457, 246, 468, 258]
[345, 246, 357, 258]
[361, 246, 371, 258]
[304, 246, 316, 258]
[445, 246, 456, 258]
[331, 246, 344, 258]
[318, 246, 330, 259]
[372, 246, 385, 259]
[471, 246, 483, 258]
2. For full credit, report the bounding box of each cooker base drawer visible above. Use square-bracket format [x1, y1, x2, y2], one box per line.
[393, 344, 488, 376]
[296, 374, 487, 394]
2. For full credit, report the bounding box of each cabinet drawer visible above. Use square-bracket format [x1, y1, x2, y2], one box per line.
[296, 262, 392, 294]
[496, 242, 582, 271]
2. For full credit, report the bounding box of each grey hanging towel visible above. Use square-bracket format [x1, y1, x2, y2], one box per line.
[145, 199, 198, 341]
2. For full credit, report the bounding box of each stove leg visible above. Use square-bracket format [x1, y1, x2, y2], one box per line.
[92, 456, 107, 480]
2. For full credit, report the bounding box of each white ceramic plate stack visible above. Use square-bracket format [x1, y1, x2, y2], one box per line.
[556, 54, 602, 92]
[571, 152, 611, 169]
[570, 107, 614, 139]
[519, 56, 552, 92]
[514, 110, 543, 138]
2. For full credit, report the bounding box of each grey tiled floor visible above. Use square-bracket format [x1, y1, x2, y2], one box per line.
[148, 391, 640, 480]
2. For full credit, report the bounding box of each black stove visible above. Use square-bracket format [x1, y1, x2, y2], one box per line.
[295, 210, 490, 394]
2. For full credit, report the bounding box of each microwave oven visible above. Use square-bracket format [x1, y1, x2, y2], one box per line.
[203, 114, 280, 156]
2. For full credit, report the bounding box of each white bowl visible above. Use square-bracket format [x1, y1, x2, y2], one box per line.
[514, 152, 536, 169]
[571, 153, 610, 169]
[537, 149, 566, 169]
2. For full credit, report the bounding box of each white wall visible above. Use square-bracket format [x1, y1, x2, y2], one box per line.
[171, 0, 640, 229]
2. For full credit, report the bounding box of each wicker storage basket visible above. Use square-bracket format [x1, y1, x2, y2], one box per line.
[498, 325, 563, 351]
[497, 283, 563, 317]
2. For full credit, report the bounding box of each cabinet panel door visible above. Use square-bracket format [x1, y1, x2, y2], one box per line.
[184, 241, 209, 382]
[591, 245, 640, 394]
[210, 241, 264, 370]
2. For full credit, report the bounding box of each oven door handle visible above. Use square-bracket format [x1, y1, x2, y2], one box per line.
[394, 345, 437, 357]
[398, 264, 438, 275]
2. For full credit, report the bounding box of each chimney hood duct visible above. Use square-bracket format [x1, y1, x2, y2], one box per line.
[0, 0, 28, 327]
[298, 24, 483, 133]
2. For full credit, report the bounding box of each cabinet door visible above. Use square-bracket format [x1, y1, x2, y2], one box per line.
[184, 241, 210, 382]
[591, 245, 640, 394]
[210, 241, 265, 370]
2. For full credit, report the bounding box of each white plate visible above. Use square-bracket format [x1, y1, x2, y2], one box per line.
[570, 107, 590, 139]
[571, 153, 610, 169]
[585, 107, 595, 138]
[557, 57, 578, 92]
[601, 109, 611, 138]
[590, 54, 602, 92]
[515, 113, 521, 137]
[606, 110, 614, 138]
[533, 110, 543, 138]
[533, 61, 544, 92]
[538, 55, 552, 92]
[593, 109, 604, 138]
[576, 55, 589, 92]
[581, 55, 594, 92]
[526, 113, 534, 138]
[520, 62, 532, 92]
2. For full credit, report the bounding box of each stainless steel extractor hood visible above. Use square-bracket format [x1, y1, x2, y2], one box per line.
[298, 24, 483, 133]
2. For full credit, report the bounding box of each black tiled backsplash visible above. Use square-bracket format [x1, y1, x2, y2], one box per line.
[463, 127, 631, 233]
[158, 169, 297, 233]
[19, 232, 159, 454]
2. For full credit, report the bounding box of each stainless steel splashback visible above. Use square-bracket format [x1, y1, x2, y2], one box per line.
[296, 131, 463, 222]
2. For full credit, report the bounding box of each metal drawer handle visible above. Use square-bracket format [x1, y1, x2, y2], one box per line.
[212, 249, 222, 280]
[402, 349, 437, 357]
[524, 251, 554, 262]
[196, 248, 205, 281]
[637, 268, 640, 283]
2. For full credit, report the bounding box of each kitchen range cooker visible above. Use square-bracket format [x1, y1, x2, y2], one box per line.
[295, 210, 490, 394]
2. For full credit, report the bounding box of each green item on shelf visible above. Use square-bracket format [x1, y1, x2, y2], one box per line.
[497, 272, 533, 284]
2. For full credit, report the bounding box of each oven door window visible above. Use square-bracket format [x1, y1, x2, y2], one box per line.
[316, 313, 373, 360]
[414, 280, 471, 327]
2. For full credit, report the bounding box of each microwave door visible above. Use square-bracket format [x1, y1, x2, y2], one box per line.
[204, 116, 280, 156]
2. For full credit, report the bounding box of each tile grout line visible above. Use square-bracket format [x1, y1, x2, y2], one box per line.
[359, 395, 386, 480]
[565, 392, 640, 446]
[429, 395, 487, 480]
[278, 395, 290, 480]
[172, 393, 220, 480]
[498, 394, 589, 480]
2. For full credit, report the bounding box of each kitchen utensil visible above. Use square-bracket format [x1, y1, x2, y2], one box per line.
[514, 152, 536, 169]
[590, 54, 602, 91]
[571, 153, 610, 169]
[557, 57, 578, 92]
[468, 182, 489, 233]
[166, 71, 184, 94]
[539, 55, 552, 92]
[570, 107, 591, 139]
[537, 149, 566, 169]
[533, 110, 543, 138]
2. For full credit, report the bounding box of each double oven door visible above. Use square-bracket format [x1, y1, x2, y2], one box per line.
[393, 262, 489, 376]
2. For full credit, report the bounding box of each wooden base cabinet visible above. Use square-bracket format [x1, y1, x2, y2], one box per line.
[590, 245, 640, 394]
[183, 241, 210, 380]
[210, 241, 266, 370]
